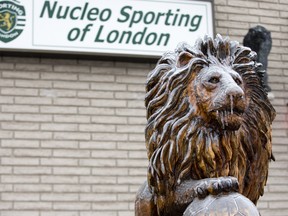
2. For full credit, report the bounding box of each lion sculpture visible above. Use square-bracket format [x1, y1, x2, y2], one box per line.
[243, 25, 272, 92]
[243, 25, 273, 98]
[135, 34, 276, 216]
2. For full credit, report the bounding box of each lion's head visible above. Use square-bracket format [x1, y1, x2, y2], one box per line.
[191, 61, 247, 131]
[145, 35, 275, 210]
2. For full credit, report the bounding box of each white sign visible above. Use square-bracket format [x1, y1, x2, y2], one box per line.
[0, 0, 214, 57]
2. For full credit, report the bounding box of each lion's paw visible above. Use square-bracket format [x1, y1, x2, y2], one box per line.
[194, 176, 239, 199]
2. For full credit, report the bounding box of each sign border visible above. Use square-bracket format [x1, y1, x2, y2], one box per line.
[1, 0, 215, 59]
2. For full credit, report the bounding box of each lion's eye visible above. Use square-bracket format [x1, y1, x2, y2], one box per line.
[208, 77, 220, 84]
[234, 78, 242, 85]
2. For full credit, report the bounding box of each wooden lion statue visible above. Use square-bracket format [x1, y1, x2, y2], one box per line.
[135, 34, 276, 216]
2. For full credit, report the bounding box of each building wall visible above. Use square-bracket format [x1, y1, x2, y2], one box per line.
[0, 0, 287, 216]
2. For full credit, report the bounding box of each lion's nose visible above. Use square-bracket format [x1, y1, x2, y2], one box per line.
[227, 86, 244, 101]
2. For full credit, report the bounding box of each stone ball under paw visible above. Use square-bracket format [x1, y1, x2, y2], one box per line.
[183, 192, 260, 216]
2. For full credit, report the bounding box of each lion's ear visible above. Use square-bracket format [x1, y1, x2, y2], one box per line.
[177, 52, 193, 67]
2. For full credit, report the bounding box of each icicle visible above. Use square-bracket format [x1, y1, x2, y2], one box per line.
[224, 111, 228, 126]
[221, 111, 225, 129]
[230, 95, 234, 114]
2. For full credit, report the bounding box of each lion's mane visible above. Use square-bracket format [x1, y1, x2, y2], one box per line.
[145, 35, 275, 209]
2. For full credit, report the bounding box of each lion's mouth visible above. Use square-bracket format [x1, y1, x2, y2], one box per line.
[216, 107, 244, 116]
[212, 107, 245, 130]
